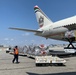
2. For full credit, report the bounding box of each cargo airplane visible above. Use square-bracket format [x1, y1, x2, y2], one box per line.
[9, 5, 76, 49]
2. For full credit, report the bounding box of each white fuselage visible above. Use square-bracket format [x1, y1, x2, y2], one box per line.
[35, 16, 76, 40]
[36, 24, 68, 40]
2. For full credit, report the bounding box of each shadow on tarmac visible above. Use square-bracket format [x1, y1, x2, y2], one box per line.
[26, 72, 76, 75]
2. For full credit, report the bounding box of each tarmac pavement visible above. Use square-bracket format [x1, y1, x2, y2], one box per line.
[0, 50, 76, 75]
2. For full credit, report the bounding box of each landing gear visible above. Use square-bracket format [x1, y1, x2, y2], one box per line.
[64, 37, 76, 53]
[67, 37, 75, 48]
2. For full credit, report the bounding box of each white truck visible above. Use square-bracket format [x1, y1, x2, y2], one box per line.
[35, 55, 66, 66]
[6, 48, 10, 53]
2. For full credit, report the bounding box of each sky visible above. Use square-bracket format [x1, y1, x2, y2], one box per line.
[0, 0, 76, 46]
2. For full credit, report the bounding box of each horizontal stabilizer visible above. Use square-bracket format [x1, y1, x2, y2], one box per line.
[9, 27, 42, 33]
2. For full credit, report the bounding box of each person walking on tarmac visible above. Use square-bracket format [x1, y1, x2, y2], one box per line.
[12, 46, 19, 64]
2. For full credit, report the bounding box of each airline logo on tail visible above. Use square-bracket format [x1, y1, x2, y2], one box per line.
[39, 16, 44, 28]
[34, 5, 53, 28]
[34, 6, 44, 28]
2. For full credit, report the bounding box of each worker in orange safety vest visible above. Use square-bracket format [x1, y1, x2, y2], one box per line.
[12, 46, 19, 63]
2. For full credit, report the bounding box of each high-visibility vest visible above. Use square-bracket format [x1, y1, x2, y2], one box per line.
[14, 48, 19, 54]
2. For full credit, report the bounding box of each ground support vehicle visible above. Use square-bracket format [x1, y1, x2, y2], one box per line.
[35, 56, 66, 66]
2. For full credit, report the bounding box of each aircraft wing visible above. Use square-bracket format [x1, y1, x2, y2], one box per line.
[9, 27, 42, 33]
[63, 23, 76, 31]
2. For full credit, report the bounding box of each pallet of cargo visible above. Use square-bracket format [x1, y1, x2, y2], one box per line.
[35, 55, 66, 66]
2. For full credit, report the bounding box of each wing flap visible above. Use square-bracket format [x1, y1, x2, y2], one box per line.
[9, 27, 42, 33]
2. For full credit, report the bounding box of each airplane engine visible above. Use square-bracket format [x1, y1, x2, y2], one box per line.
[65, 30, 76, 40]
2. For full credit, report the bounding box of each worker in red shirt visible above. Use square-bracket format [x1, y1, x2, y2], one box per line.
[12, 46, 19, 63]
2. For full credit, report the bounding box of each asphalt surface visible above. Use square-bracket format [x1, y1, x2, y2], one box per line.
[0, 50, 76, 75]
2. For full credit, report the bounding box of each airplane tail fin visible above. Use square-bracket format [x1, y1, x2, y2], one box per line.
[34, 5, 53, 28]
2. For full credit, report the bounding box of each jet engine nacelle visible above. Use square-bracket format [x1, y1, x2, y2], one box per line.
[65, 30, 76, 39]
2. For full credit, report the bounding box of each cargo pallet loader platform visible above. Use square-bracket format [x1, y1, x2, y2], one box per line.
[35, 55, 66, 66]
